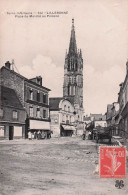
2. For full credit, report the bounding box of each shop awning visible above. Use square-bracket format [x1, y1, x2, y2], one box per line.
[62, 125, 76, 131]
[29, 119, 50, 130]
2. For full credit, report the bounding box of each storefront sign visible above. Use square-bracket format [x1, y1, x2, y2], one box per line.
[30, 120, 50, 130]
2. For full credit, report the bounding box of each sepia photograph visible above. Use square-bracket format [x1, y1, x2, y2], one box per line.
[0, 0, 128, 194]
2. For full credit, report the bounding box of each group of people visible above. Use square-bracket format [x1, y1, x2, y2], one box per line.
[28, 131, 45, 140]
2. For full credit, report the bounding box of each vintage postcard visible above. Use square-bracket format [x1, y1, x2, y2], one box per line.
[0, 0, 128, 194]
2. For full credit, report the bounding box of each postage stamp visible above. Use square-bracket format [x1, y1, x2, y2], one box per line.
[99, 146, 126, 178]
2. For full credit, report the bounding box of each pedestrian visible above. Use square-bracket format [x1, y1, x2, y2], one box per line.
[38, 131, 41, 140]
[34, 131, 37, 139]
[28, 131, 31, 140]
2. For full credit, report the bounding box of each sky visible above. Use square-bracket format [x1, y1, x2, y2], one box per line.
[0, 0, 128, 115]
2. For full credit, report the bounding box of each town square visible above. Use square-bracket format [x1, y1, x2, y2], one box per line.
[0, 0, 128, 194]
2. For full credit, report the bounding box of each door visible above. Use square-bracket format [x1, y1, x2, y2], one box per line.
[9, 126, 13, 140]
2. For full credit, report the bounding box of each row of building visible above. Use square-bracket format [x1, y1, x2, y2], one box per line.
[0, 19, 84, 140]
[83, 113, 107, 130]
[106, 60, 128, 139]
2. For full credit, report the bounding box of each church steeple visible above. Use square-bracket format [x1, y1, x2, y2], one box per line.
[69, 19, 77, 55]
[63, 18, 83, 110]
[63, 19, 84, 129]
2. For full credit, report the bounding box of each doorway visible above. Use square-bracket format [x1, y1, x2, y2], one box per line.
[9, 126, 13, 140]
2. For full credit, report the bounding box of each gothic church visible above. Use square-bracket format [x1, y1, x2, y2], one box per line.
[63, 19, 84, 130]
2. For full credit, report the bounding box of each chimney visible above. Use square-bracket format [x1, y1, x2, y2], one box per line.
[5, 61, 11, 69]
[36, 76, 42, 86]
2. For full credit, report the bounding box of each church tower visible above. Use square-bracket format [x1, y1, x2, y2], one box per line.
[63, 19, 84, 124]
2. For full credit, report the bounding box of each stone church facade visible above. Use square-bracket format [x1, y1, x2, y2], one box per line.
[63, 19, 84, 133]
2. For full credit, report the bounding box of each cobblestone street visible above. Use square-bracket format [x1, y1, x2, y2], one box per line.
[0, 137, 128, 195]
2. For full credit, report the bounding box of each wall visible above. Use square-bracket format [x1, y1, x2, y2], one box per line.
[94, 120, 107, 128]
[59, 99, 75, 124]
[1, 106, 25, 123]
[1, 67, 24, 106]
[50, 111, 60, 137]
[25, 81, 50, 120]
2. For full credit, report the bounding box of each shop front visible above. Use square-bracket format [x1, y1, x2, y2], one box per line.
[60, 124, 76, 136]
[27, 119, 51, 139]
[0, 122, 25, 140]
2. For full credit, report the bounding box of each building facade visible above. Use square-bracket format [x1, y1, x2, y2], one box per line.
[106, 103, 119, 136]
[63, 19, 84, 134]
[0, 86, 26, 140]
[49, 98, 75, 137]
[24, 77, 51, 138]
[118, 60, 128, 138]
[85, 114, 107, 130]
[0, 62, 51, 139]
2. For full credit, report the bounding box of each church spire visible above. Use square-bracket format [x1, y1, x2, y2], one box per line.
[69, 18, 77, 55]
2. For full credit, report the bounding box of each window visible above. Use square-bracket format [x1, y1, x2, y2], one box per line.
[43, 94, 47, 103]
[0, 126, 4, 137]
[43, 109, 46, 118]
[13, 111, 18, 119]
[70, 116, 72, 123]
[73, 86, 75, 95]
[66, 115, 69, 124]
[69, 86, 72, 96]
[0, 108, 3, 117]
[64, 105, 66, 111]
[36, 108, 40, 118]
[30, 90, 33, 100]
[68, 106, 70, 112]
[37, 92, 40, 102]
[29, 107, 33, 117]
[62, 114, 65, 122]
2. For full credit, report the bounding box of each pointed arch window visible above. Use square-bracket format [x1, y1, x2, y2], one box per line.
[73, 86, 75, 96]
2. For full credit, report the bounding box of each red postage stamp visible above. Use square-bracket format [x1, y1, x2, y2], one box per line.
[100, 146, 126, 178]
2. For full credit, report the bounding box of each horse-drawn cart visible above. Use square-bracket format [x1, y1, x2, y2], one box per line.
[94, 127, 112, 143]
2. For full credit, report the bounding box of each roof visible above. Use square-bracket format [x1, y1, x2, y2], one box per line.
[1, 66, 51, 91]
[49, 97, 63, 110]
[0, 86, 24, 109]
[90, 114, 102, 120]
[83, 116, 91, 121]
[90, 114, 106, 121]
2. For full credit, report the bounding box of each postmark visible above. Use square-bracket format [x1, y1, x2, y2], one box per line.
[99, 146, 126, 178]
